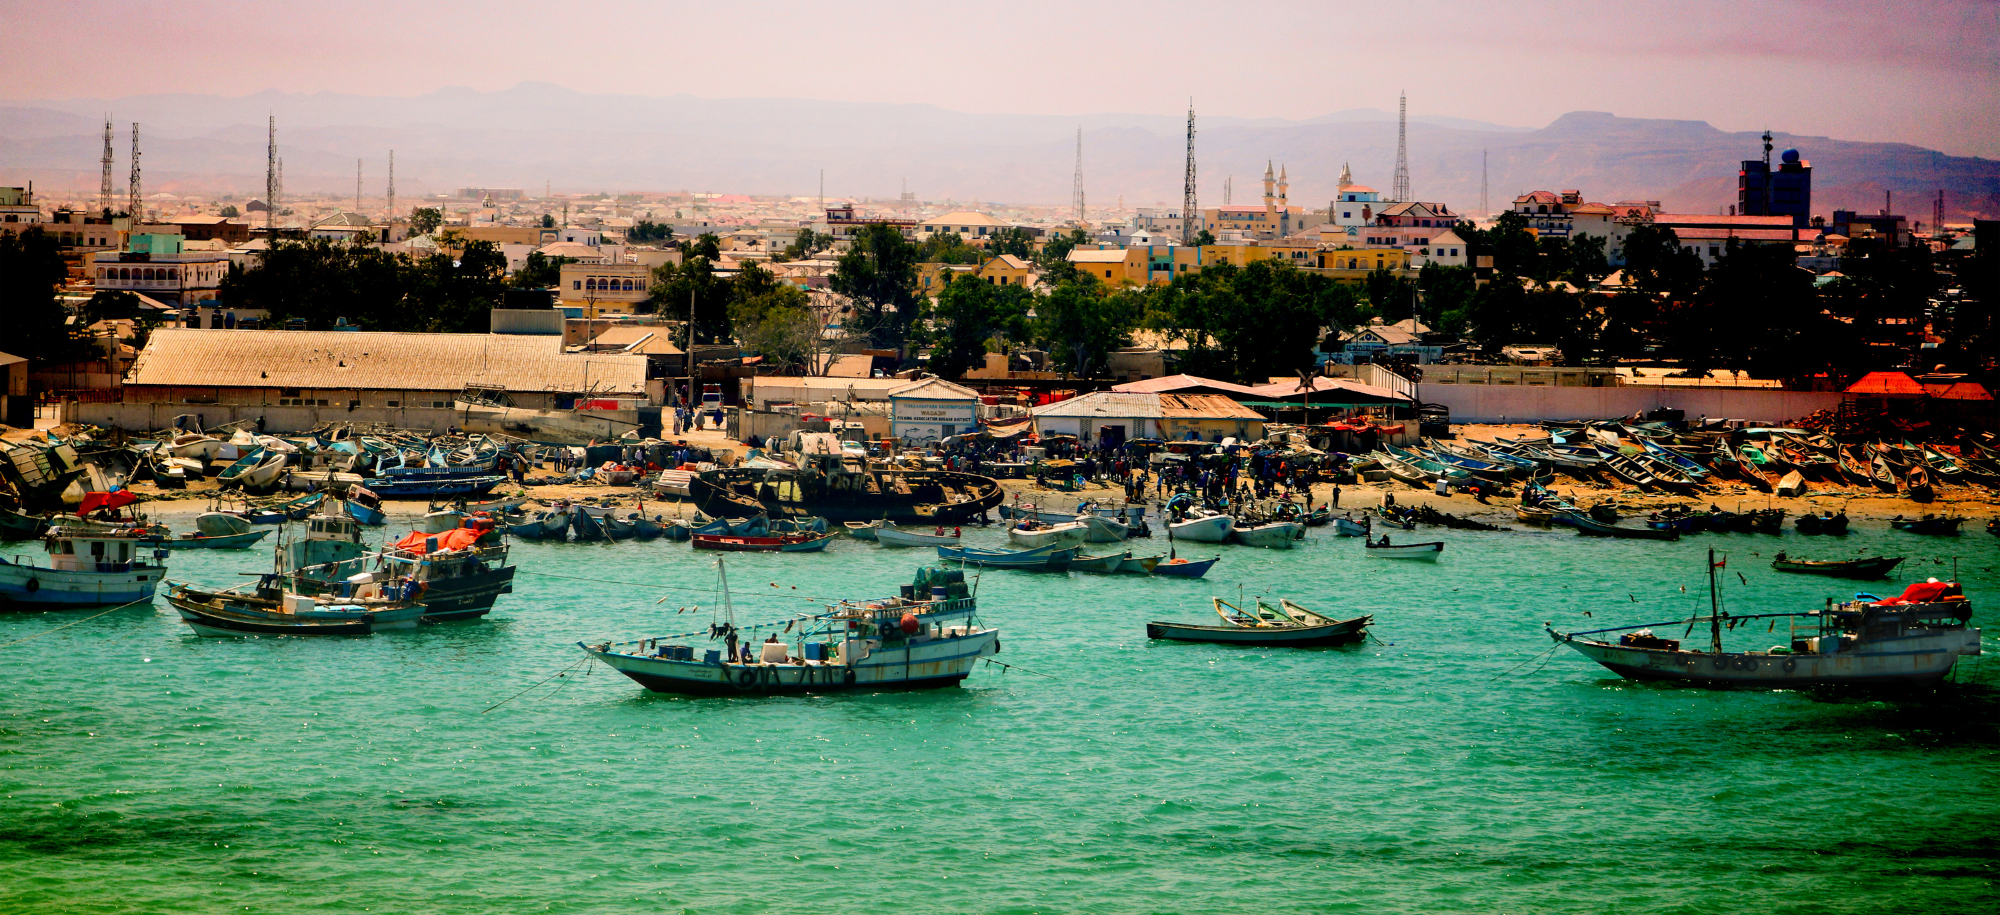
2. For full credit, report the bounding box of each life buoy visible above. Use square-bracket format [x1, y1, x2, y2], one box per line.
[1781, 658, 1797, 673]
[841, 668, 856, 686]
[23, 578, 39, 593]
[736, 667, 758, 688]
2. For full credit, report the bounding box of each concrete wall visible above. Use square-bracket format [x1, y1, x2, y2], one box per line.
[1420, 384, 1844, 424]
[63, 401, 464, 434]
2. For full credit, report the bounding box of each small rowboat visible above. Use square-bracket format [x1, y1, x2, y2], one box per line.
[1363, 539, 1444, 560]
[1067, 551, 1130, 573]
[1889, 514, 1964, 535]
[873, 527, 962, 548]
[1116, 554, 1163, 574]
[1165, 512, 1234, 542]
[1146, 598, 1370, 646]
[1332, 516, 1371, 537]
[1516, 505, 1555, 527]
[1150, 556, 1219, 578]
[936, 543, 1077, 570]
[1007, 520, 1090, 549]
[1229, 521, 1301, 549]
[691, 532, 836, 552]
[1771, 555, 1904, 578]
[843, 520, 883, 541]
[1903, 463, 1935, 503]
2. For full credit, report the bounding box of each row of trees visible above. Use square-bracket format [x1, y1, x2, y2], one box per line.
[219, 236, 509, 333]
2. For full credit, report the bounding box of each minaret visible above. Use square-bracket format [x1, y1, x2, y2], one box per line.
[1262, 160, 1275, 214]
[1278, 164, 1289, 205]
[1338, 162, 1353, 192]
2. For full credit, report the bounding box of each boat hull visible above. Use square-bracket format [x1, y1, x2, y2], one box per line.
[411, 566, 517, 621]
[1230, 523, 1300, 549]
[1552, 630, 1977, 687]
[1364, 542, 1444, 560]
[0, 560, 164, 607]
[1332, 517, 1370, 537]
[583, 630, 998, 696]
[1150, 556, 1219, 578]
[1146, 617, 1368, 646]
[1007, 523, 1089, 549]
[163, 530, 271, 550]
[1166, 514, 1234, 543]
[874, 529, 963, 548]
[692, 468, 1003, 525]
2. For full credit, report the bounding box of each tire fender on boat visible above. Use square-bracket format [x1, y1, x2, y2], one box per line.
[736, 667, 758, 688]
[23, 578, 38, 593]
[841, 668, 856, 686]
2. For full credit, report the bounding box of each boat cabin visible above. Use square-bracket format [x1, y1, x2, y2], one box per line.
[44, 532, 160, 572]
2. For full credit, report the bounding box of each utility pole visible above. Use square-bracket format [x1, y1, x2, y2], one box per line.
[128, 122, 142, 224]
[1391, 92, 1410, 203]
[1072, 127, 1086, 227]
[99, 117, 114, 217]
[1182, 102, 1197, 245]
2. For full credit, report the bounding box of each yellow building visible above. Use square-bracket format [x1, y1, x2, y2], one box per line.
[457, 225, 559, 247]
[558, 262, 653, 316]
[1317, 247, 1410, 272]
[976, 254, 1034, 286]
[917, 262, 978, 296]
[1067, 247, 1148, 286]
[1203, 242, 1318, 269]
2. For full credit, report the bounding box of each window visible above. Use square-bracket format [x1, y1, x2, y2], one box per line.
[573, 280, 582, 290]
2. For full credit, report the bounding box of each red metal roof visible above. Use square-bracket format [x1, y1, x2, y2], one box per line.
[1844, 371, 1925, 395]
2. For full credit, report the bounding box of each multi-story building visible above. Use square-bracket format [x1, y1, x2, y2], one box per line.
[40, 208, 124, 252]
[557, 262, 653, 317]
[1201, 162, 1301, 241]
[1739, 147, 1813, 228]
[1832, 209, 1910, 247]
[821, 204, 917, 242]
[0, 185, 40, 226]
[1512, 190, 1590, 237]
[87, 232, 228, 306]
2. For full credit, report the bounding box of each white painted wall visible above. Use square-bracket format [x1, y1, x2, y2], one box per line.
[1419, 384, 1844, 424]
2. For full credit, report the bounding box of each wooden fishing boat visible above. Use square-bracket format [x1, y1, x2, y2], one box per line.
[874, 527, 963, 548]
[1776, 440, 1837, 481]
[1150, 556, 1219, 578]
[1775, 470, 1808, 498]
[1067, 551, 1130, 573]
[843, 520, 883, 540]
[1007, 520, 1090, 549]
[1594, 446, 1660, 489]
[1794, 511, 1849, 535]
[1771, 554, 1902, 578]
[1560, 512, 1680, 541]
[690, 460, 1003, 525]
[1075, 511, 1130, 543]
[1919, 445, 1965, 482]
[1165, 511, 1234, 543]
[1632, 452, 1702, 492]
[691, 531, 837, 552]
[1116, 554, 1163, 574]
[1516, 504, 1555, 527]
[1363, 537, 1444, 560]
[1889, 514, 1963, 535]
[1147, 599, 1370, 647]
[162, 529, 272, 550]
[1903, 463, 1935, 503]
[936, 543, 1077, 570]
[1868, 447, 1899, 492]
[1333, 515, 1371, 537]
[1835, 445, 1872, 486]
[1371, 451, 1435, 489]
[1229, 521, 1301, 549]
[1300, 506, 1332, 527]
[1642, 439, 1711, 481]
[1382, 444, 1474, 485]
[0, 505, 47, 541]
[166, 584, 424, 636]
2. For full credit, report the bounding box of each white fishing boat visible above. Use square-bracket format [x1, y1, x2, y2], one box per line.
[1362, 537, 1444, 560]
[582, 563, 1000, 696]
[236, 451, 289, 492]
[1229, 521, 1302, 549]
[874, 527, 963, 548]
[1551, 550, 1981, 687]
[194, 512, 254, 537]
[1007, 520, 1090, 549]
[0, 528, 168, 606]
[1332, 516, 1370, 537]
[843, 520, 883, 541]
[1166, 511, 1234, 543]
[1076, 511, 1130, 543]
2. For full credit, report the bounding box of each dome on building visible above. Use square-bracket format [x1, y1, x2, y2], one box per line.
[1781, 148, 1801, 164]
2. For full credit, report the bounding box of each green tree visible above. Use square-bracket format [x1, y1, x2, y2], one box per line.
[1366, 267, 1418, 321]
[648, 251, 733, 345]
[685, 233, 722, 261]
[1034, 275, 1141, 376]
[921, 273, 1033, 378]
[1618, 224, 1702, 298]
[403, 240, 508, 332]
[782, 227, 831, 260]
[829, 223, 921, 349]
[1194, 229, 1216, 247]
[1460, 211, 1540, 277]
[510, 251, 573, 290]
[541, 214, 555, 229]
[727, 263, 817, 370]
[218, 237, 409, 331]
[988, 226, 1034, 260]
[630, 220, 674, 243]
[0, 227, 83, 364]
[218, 204, 240, 218]
[1568, 232, 1611, 285]
[1420, 264, 1478, 334]
[917, 231, 981, 265]
[409, 207, 442, 236]
[1034, 228, 1091, 280]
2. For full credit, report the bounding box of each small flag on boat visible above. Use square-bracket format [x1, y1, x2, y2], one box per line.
[1712, 558, 1727, 569]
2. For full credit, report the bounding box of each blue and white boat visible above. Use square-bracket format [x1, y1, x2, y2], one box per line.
[361, 474, 505, 499]
[582, 562, 1000, 696]
[0, 528, 168, 607]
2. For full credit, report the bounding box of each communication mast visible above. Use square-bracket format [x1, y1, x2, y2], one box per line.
[128, 123, 142, 224]
[387, 150, 395, 221]
[1182, 103, 1197, 245]
[99, 117, 114, 216]
[1072, 127, 1085, 227]
[356, 158, 363, 213]
[1934, 189, 1945, 239]
[266, 116, 278, 232]
[1391, 92, 1410, 203]
[1480, 149, 1488, 217]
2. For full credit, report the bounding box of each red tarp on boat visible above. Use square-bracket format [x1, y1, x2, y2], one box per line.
[1875, 581, 1950, 605]
[393, 527, 481, 554]
[78, 490, 138, 516]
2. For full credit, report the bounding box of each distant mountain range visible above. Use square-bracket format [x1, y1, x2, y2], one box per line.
[2, 82, 1995, 222]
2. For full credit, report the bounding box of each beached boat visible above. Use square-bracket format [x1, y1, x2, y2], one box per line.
[1516, 505, 1555, 527]
[1903, 463, 1935, 503]
[581, 563, 999, 696]
[1008, 520, 1090, 549]
[0, 528, 167, 607]
[1771, 553, 1903, 578]
[875, 527, 963, 548]
[1229, 521, 1302, 549]
[1549, 551, 1980, 687]
[1146, 598, 1369, 646]
[1362, 537, 1444, 560]
[1076, 511, 1130, 543]
[690, 455, 1003, 525]
[1775, 470, 1808, 498]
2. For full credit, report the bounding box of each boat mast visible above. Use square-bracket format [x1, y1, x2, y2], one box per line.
[718, 557, 734, 629]
[1708, 547, 1722, 654]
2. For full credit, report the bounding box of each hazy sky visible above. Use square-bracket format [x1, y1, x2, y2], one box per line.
[4, 0, 1996, 157]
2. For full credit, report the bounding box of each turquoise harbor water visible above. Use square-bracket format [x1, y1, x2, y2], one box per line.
[3, 515, 1998, 914]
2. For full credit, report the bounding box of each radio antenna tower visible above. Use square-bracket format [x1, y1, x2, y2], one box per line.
[1391, 92, 1410, 203]
[355, 158, 363, 213]
[99, 117, 114, 216]
[1480, 149, 1488, 217]
[266, 116, 278, 232]
[128, 123, 142, 224]
[1072, 127, 1086, 227]
[1934, 189, 1944, 239]
[387, 150, 395, 221]
[1224, 176, 1232, 206]
[1182, 102, 1197, 245]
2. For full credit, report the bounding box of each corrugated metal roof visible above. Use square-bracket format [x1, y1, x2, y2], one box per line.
[1031, 391, 1164, 419]
[1158, 394, 1262, 419]
[1112, 374, 1261, 396]
[888, 377, 979, 400]
[125, 328, 646, 394]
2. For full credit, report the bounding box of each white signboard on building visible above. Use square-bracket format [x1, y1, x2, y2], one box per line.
[891, 398, 976, 445]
